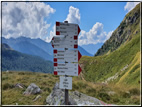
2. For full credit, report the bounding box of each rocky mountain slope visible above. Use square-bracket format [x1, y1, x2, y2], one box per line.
[2, 37, 93, 62]
[95, 3, 140, 56]
[2, 37, 53, 61]
[2, 43, 53, 73]
[80, 3, 140, 88]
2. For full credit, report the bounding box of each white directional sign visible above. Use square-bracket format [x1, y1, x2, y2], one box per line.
[56, 22, 81, 35]
[59, 76, 72, 90]
[54, 63, 82, 76]
[52, 21, 82, 77]
[54, 50, 82, 63]
[51, 35, 78, 49]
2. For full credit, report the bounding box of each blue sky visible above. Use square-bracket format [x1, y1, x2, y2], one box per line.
[2, 1, 140, 55]
[46, 2, 126, 32]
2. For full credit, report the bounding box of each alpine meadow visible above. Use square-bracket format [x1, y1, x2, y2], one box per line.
[1, 2, 141, 106]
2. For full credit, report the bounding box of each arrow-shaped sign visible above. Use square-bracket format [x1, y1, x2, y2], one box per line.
[51, 36, 78, 49]
[56, 22, 81, 35]
[54, 63, 82, 76]
[54, 50, 82, 62]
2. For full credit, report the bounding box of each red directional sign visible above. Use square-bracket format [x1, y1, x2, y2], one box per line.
[54, 63, 82, 76]
[53, 50, 82, 62]
[56, 21, 81, 35]
[52, 21, 82, 76]
[51, 36, 78, 49]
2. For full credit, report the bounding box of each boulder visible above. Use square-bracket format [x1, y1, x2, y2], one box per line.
[46, 82, 110, 105]
[23, 83, 41, 95]
[14, 83, 25, 89]
[46, 82, 77, 105]
[33, 95, 42, 102]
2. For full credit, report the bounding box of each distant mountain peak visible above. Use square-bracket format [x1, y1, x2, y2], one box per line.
[2, 43, 13, 50]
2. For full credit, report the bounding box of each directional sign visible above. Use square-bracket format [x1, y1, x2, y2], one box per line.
[51, 36, 78, 49]
[53, 50, 82, 62]
[54, 63, 82, 76]
[56, 21, 81, 35]
[59, 76, 72, 90]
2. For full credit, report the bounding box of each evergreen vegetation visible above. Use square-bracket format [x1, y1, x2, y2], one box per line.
[2, 43, 53, 73]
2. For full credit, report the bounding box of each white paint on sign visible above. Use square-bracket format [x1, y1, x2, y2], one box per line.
[59, 76, 72, 90]
[54, 50, 78, 62]
[51, 35, 78, 49]
[54, 63, 78, 76]
[56, 21, 81, 35]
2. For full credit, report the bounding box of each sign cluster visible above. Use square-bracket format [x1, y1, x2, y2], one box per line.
[51, 21, 82, 90]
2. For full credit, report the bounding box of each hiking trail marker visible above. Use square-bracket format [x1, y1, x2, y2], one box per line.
[51, 21, 81, 105]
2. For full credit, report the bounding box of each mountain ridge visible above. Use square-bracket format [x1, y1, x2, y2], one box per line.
[2, 43, 53, 73]
[79, 3, 140, 88]
[2, 36, 93, 60]
[95, 3, 140, 56]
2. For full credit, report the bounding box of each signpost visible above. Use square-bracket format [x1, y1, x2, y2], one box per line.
[51, 21, 81, 105]
[54, 63, 82, 76]
[51, 35, 78, 49]
[53, 50, 82, 63]
[59, 76, 72, 90]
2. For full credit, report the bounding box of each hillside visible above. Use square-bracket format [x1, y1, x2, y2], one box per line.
[95, 3, 140, 56]
[2, 37, 53, 61]
[2, 37, 93, 61]
[79, 3, 140, 88]
[2, 43, 53, 73]
[2, 71, 140, 105]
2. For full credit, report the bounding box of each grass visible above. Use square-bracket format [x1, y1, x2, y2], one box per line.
[72, 76, 140, 105]
[2, 70, 140, 105]
[2, 71, 59, 105]
[79, 31, 140, 87]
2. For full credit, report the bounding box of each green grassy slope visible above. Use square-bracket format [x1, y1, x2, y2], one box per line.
[2, 71, 140, 105]
[95, 3, 140, 56]
[2, 71, 59, 105]
[79, 3, 140, 89]
[80, 30, 140, 88]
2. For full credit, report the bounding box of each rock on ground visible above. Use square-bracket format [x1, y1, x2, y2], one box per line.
[46, 82, 76, 105]
[23, 83, 41, 95]
[46, 82, 109, 105]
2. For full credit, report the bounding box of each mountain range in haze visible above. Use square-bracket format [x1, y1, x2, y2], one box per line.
[2, 36, 93, 62]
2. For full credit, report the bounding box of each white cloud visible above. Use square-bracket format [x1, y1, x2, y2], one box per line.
[45, 25, 55, 42]
[65, 6, 80, 24]
[78, 22, 113, 45]
[46, 6, 81, 42]
[124, 1, 139, 12]
[2, 2, 55, 39]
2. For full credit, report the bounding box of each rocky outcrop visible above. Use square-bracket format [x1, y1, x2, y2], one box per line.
[46, 82, 77, 105]
[95, 3, 140, 56]
[46, 82, 109, 105]
[23, 83, 41, 95]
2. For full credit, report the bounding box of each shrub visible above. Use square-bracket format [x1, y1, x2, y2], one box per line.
[18, 72, 25, 75]
[122, 92, 131, 98]
[86, 88, 96, 97]
[113, 97, 120, 103]
[2, 77, 8, 80]
[2, 83, 13, 90]
[76, 81, 87, 89]
[72, 83, 79, 90]
[129, 88, 140, 95]
[98, 92, 111, 101]
[43, 75, 48, 77]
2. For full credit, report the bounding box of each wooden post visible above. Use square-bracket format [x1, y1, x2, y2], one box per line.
[64, 20, 69, 105]
[65, 88, 69, 105]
